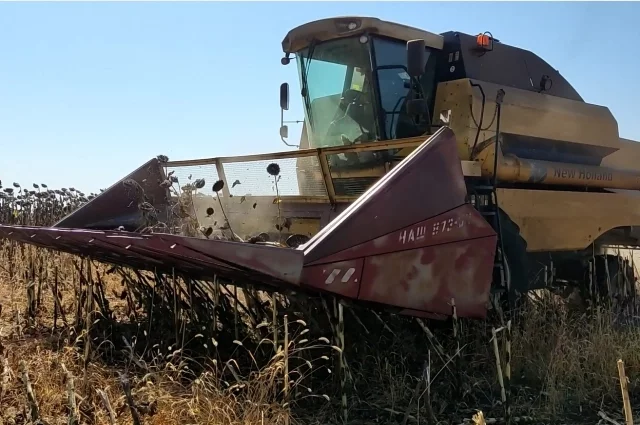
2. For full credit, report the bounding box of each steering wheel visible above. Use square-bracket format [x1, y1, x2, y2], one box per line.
[339, 89, 367, 111]
[324, 88, 372, 149]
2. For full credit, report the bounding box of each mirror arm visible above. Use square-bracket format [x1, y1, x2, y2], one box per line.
[279, 100, 299, 148]
[281, 136, 299, 148]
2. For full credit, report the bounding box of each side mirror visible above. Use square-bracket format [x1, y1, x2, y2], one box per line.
[278, 81, 300, 147]
[280, 83, 290, 111]
[407, 39, 425, 78]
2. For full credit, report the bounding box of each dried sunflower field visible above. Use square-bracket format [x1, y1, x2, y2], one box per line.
[1, 178, 640, 425]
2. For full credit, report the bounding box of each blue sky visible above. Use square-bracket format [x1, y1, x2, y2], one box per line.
[1, 2, 639, 194]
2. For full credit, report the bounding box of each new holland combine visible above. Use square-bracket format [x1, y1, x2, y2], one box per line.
[3, 16, 640, 320]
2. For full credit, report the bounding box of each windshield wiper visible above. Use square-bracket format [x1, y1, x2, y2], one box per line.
[300, 39, 317, 131]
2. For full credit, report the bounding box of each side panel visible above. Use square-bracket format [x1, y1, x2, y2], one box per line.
[498, 188, 640, 252]
[305, 203, 495, 266]
[191, 195, 326, 240]
[297, 128, 498, 319]
[55, 158, 171, 231]
[299, 202, 497, 318]
[358, 236, 496, 318]
[302, 127, 468, 264]
[601, 138, 640, 173]
[438, 31, 584, 102]
[432, 78, 620, 164]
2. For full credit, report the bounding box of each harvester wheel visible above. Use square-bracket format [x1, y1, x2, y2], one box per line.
[498, 210, 530, 297]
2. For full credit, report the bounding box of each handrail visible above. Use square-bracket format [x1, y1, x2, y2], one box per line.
[162, 134, 482, 203]
[164, 135, 427, 168]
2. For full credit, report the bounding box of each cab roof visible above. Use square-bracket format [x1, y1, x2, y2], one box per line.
[282, 16, 444, 54]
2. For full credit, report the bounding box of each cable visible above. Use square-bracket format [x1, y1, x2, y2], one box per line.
[492, 91, 504, 188]
[470, 98, 498, 131]
[469, 81, 486, 158]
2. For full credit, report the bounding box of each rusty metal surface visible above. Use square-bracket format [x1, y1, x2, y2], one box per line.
[357, 235, 496, 319]
[300, 204, 497, 319]
[0, 225, 304, 288]
[302, 126, 468, 265]
[54, 158, 171, 231]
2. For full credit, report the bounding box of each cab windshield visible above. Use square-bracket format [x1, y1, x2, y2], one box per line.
[297, 35, 438, 149]
[297, 37, 378, 149]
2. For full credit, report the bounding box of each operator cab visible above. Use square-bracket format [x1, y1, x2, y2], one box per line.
[280, 17, 442, 168]
[279, 17, 584, 155]
[278, 16, 584, 197]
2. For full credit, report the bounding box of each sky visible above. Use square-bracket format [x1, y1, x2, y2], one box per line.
[1, 1, 639, 194]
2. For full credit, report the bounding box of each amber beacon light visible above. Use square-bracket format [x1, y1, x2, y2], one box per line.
[476, 32, 493, 50]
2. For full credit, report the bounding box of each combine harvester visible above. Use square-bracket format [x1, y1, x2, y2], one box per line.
[3, 16, 640, 320]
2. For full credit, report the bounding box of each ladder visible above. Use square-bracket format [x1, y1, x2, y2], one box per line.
[470, 180, 509, 298]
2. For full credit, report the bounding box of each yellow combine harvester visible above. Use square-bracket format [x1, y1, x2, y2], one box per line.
[272, 16, 640, 299]
[3, 17, 640, 319]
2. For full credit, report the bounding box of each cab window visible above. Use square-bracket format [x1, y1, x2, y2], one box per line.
[373, 37, 437, 139]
